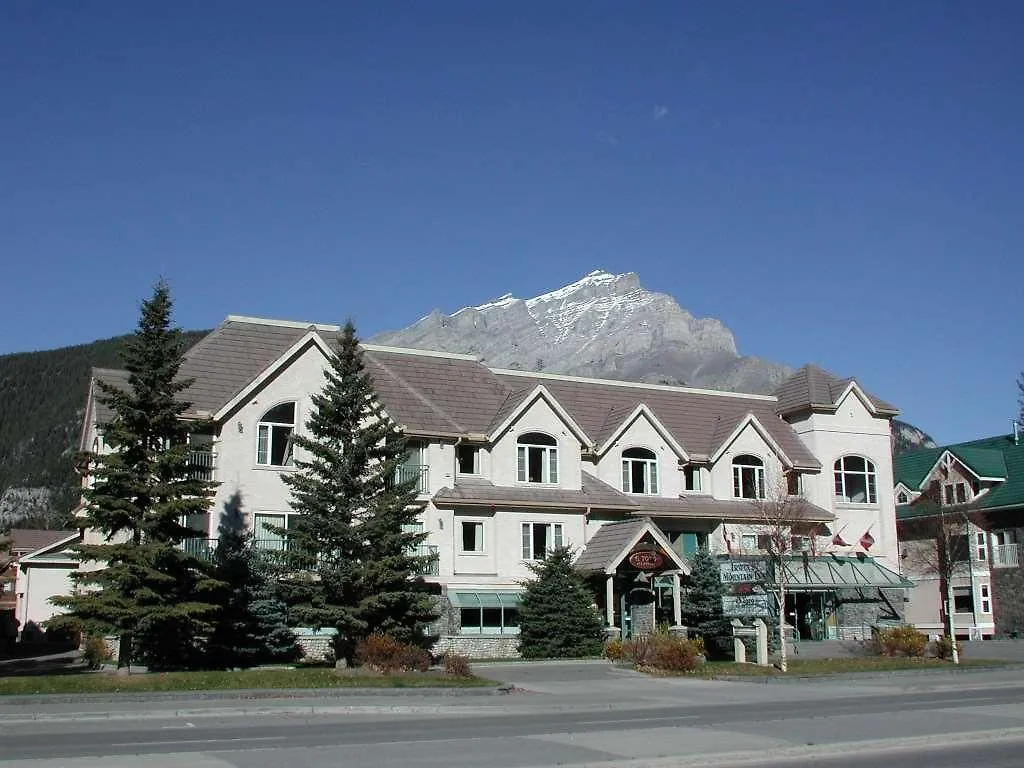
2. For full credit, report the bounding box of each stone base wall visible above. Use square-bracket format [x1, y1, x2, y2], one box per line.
[433, 635, 520, 659]
[992, 568, 1024, 637]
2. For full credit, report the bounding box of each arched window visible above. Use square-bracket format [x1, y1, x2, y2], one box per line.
[517, 432, 558, 484]
[732, 455, 765, 499]
[834, 456, 877, 503]
[622, 447, 658, 494]
[257, 402, 295, 467]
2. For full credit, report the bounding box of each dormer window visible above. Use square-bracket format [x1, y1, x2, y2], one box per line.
[897, 491, 908, 504]
[517, 432, 558, 484]
[684, 464, 702, 492]
[457, 444, 480, 475]
[834, 456, 877, 504]
[943, 482, 969, 505]
[733, 455, 765, 499]
[257, 402, 295, 467]
[622, 448, 658, 495]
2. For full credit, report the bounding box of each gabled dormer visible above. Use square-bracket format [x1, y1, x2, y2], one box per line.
[592, 403, 690, 498]
[708, 413, 804, 501]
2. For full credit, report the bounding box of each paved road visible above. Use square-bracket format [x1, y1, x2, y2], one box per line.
[4, 662, 1024, 767]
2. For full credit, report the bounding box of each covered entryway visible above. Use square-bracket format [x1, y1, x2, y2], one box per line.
[575, 518, 690, 637]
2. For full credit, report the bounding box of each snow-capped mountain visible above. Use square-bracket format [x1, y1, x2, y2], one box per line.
[371, 270, 792, 393]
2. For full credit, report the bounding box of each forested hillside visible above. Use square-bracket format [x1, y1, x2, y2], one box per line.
[0, 331, 209, 527]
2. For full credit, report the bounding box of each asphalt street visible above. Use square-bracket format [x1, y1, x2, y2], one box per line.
[3, 662, 1024, 767]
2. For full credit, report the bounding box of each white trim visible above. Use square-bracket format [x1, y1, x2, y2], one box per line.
[832, 380, 896, 417]
[595, 403, 690, 461]
[488, 385, 592, 447]
[709, 413, 795, 468]
[917, 449, 1006, 490]
[491, 368, 778, 401]
[213, 331, 334, 420]
[360, 343, 479, 361]
[225, 315, 341, 332]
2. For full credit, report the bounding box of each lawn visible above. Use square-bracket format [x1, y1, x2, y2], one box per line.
[697, 656, 1017, 678]
[0, 667, 497, 696]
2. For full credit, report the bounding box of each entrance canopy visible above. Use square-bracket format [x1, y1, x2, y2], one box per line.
[448, 591, 522, 607]
[777, 554, 913, 591]
[575, 518, 689, 575]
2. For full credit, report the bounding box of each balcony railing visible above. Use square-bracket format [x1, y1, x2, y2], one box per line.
[395, 464, 429, 493]
[180, 537, 216, 561]
[416, 544, 439, 576]
[992, 543, 1019, 568]
[188, 450, 215, 482]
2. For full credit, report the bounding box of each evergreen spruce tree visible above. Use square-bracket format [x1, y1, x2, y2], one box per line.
[681, 548, 732, 660]
[207, 493, 298, 668]
[517, 547, 605, 659]
[277, 322, 435, 665]
[53, 282, 219, 670]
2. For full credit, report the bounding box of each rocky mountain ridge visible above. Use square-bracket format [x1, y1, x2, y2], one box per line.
[373, 270, 793, 394]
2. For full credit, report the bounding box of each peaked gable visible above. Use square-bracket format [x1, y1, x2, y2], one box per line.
[487, 384, 592, 446]
[709, 413, 799, 469]
[595, 403, 688, 461]
[775, 364, 897, 418]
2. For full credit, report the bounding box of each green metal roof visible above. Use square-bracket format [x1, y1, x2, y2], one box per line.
[895, 433, 1024, 518]
[777, 554, 913, 591]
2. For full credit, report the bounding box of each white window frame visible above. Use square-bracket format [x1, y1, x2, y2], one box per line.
[516, 433, 559, 484]
[253, 511, 298, 550]
[459, 519, 486, 554]
[975, 530, 988, 563]
[980, 583, 991, 614]
[521, 522, 564, 560]
[833, 455, 878, 504]
[256, 402, 296, 467]
[740, 533, 757, 552]
[732, 455, 766, 500]
[622, 447, 659, 495]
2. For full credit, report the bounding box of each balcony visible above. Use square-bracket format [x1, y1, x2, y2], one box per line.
[188, 449, 215, 482]
[416, 544, 439, 576]
[395, 464, 429, 494]
[992, 543, 1019, 568]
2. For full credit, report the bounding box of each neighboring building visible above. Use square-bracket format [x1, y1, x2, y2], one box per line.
[895, 427, 1024, 639]
[78, 316, 908, 656]
[0, 529, 80, 638]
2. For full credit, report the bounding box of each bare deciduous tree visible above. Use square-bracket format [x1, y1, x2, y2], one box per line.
[748, 482, 816, 672]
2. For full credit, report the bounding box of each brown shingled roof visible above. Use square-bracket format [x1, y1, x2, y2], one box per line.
[433, 472, 639, 511]
[8, 529, 78, 556]
[774, 364, 897, 418]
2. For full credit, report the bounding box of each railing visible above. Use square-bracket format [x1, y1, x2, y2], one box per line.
[417, 544, 439, 576]
[254, 538, 295, 553]
[180, 537, 216, 561]
[188, 450, 215, 482]
[395, 464, 429, 493]
[992, 543, 1019, 568]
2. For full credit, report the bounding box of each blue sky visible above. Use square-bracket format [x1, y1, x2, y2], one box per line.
[2, 2, 1022, 444]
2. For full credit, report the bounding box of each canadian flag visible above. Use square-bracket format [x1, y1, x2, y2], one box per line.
[859, 530, 875, 550]
[832, 533, 849, 547]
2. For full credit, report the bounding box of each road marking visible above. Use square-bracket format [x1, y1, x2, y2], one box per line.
[111, 736, 287, 748]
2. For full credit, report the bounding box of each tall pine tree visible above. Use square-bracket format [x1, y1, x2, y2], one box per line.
[207, 493, 298, 668]
[277, 322, 435, 665]
[681, 548, 732, 660]
[53, 282, 219, 670]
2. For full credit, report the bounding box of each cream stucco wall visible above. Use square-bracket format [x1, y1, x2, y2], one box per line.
[787, 390, 900, 570]
[490, 397, 583, 490]
[594, 414, 684, 498]
[17, 560, 76, 628]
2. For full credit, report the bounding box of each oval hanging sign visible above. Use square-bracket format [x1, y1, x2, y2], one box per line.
[628, 550, 664, 570]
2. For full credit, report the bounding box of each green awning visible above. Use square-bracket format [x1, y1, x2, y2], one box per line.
[450, 591, 522, 607]
[777, 555, 914, 591]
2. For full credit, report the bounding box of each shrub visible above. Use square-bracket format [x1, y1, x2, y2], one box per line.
[690, 634, 706, 657]
[443, 653, 472, 677]
[871, 625, 928, 657]
[604, 637, 626, 662]
[932, 634, 962, 660]
[82, 636, 111, 670]
[355, 634, 431, 674]
[622, 631, 704, 673]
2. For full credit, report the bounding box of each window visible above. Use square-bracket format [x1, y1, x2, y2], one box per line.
[833, 456, 877, 504]
[253, 512, 295, 551]
[943, 482, 969, 505]
[732, 455, 765, 499]
[953, 586, 974, 614]
[395, 442, 428, 492]
[786, 472, 803, 496]
[622, 448, 658, 494]
[456, 445, 480, 475]
[670, 531, 708, 557]
[460, 520, 484, 553]
[455, 592, 520, 635]
[517, 433, 558, 484]
[980, 584, 991, 614]
[684, 465, 701, 492]
[897, 491, 908, 504]
[522, 522, 563, 560]
[257, 402, 295, 466]
[976, 531, 988, 563]
[740, 534, 757, 552]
